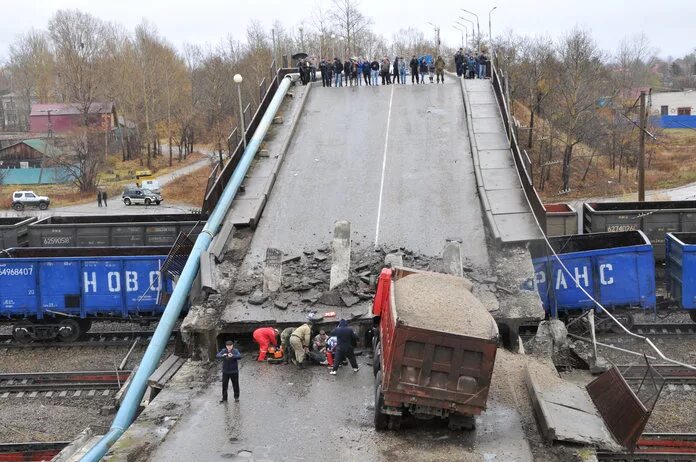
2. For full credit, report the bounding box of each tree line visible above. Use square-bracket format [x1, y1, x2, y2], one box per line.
[498, 30, 695, 195]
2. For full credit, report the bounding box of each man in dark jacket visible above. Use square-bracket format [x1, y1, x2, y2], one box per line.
[409, 55, 419, 84]
[370, 59, 380, 85]
[319, 59, 330, 87]
[392, 57, 400, 84]
[216, 340, 242, 402]
[329, 319, 359, 375]
[333, 58, 343, 87]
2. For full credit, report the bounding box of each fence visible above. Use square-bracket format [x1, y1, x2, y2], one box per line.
[202, 60, 296, 214]
[490, 55, 547, 232]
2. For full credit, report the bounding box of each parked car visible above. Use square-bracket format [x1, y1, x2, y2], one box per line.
[140, 179, 162, 194]
[122, 187, 162, 206]
[11, 191, 50, 211]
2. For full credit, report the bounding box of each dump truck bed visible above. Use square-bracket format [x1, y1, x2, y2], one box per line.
[377, 268, 498, 417]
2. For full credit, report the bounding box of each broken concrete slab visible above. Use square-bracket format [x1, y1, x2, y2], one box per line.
[318, 291, 343, 306]
[525, 361, 622, 451]
[384, 252, 404, 268]
[263, 247, 283, 293]
[329, 220, 351, 290]
[442, 240, 463, 276]
[248, 291, 268, 305]
[341, 293, 360, 307]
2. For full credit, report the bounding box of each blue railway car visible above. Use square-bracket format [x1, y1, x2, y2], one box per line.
[529, 231, 656, 328]
[665, 233, 696, 322]
[0, 247, 181, 342]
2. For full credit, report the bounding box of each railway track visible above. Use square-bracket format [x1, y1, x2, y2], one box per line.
[617, 364, 696, 388]
[0, 330, 175, 349]
[0, 370, 131, 399]
[520, 322, 696, 341]
[0, 441, 69, 461]
[597, 433, 696, 461]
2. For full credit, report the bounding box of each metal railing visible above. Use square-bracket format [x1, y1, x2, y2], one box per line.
[491, 56, 547, 231]
[203, 67, 296, 214]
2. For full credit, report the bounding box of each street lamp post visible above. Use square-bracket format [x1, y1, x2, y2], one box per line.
[331, 34, 336, 58]
[233, 74, 246, 149]
[458, 17, 475, 51]
[488, 6, 497, 53]
[460, 9, 480, 52]
[427, 22, 441, 56]
[455, 22, 469, 49]
[453, 25, 465, 49]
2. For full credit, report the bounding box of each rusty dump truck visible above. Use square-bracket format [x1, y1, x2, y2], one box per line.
[371, 267, 498, 430]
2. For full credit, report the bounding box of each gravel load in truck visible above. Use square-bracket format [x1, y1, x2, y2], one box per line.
[394, 271, 496, 339]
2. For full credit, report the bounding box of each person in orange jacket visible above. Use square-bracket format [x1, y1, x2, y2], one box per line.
[253, 327, 279, 361]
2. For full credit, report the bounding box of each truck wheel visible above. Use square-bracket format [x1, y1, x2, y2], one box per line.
[374, 371, 388, 431]
[388, 415, 402, 431]
[57, 319, 81, 342]
[124, 198, 131, 206]
[38, 202, 48, 210]
[690, 311, 696, 323]
[145, 198, 152, 205]
[448, 414, 475, 431]
[373, 342, 381, 376]
[13, 203, 24, 211]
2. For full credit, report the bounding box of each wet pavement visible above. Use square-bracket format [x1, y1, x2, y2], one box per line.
[151, 356, 533, 462]
[242, 78, 490, 271]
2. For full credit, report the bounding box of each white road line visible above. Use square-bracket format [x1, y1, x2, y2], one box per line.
[374, 85, 395, 248]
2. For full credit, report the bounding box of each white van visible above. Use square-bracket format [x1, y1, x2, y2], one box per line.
[140, 179, 161, 194]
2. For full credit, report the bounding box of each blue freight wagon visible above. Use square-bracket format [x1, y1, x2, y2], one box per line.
[665, 233, 696, 323]
[529, 231, 656, 329]
[0, 247, 184, 342]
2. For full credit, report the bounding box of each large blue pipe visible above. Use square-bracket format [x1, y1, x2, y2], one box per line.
[82, 74, 295, 462]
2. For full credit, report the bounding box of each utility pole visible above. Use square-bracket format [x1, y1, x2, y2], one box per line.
[638, 90, 646, 202]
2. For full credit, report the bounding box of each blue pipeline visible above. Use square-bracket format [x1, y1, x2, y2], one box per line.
[82, 74, 295, 462]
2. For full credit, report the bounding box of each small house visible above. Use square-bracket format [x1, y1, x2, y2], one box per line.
[650, 90, 696, 128]
[29, 102, 117, 134]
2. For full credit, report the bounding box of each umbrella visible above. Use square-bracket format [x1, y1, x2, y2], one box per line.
[292, 52, 308, 60]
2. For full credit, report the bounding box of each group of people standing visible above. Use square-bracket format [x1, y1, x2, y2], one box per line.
[454, 48, 489, 79]
[298, 54, 448, 88]
[216, 319, 360, 403]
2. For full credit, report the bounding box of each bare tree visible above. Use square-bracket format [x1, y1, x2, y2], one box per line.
[329, 0, 372, 56]
[552, 29, 608, 192]
[48, 9, 108, 125]
[47, 127, 104, 192]
[8, 30, 54, 128]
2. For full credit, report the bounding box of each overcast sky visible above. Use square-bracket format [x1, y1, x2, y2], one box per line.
[0, 0, 693, 61]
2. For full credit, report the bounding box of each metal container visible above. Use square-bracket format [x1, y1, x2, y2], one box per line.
[544, 203, 578, 236]
[0, 217, 37, 248]
[665, 233, 696, 321]
[530, 231, 656, 316]
[28, 214, 206, 248]
[372, 267, 498, 429]
[0, 247, 175, 321]
[583, 201, 696, 260]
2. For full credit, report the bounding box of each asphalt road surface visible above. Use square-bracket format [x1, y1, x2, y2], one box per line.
[243, 78, 489, 270]
[151, 356, 531, 462]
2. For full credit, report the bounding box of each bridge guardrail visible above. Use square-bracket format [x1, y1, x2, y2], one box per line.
[203, 66, 296, 214]
[491, 57, 547, 232]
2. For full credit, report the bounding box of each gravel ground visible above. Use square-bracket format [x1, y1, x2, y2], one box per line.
[0, 344, 163, 373]
[572, 333, 696, 433]
[0, 343, 175, 445]
[0, 398, 112, 443]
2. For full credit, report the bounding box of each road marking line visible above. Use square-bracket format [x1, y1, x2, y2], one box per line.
[374, 85, 395, 248]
